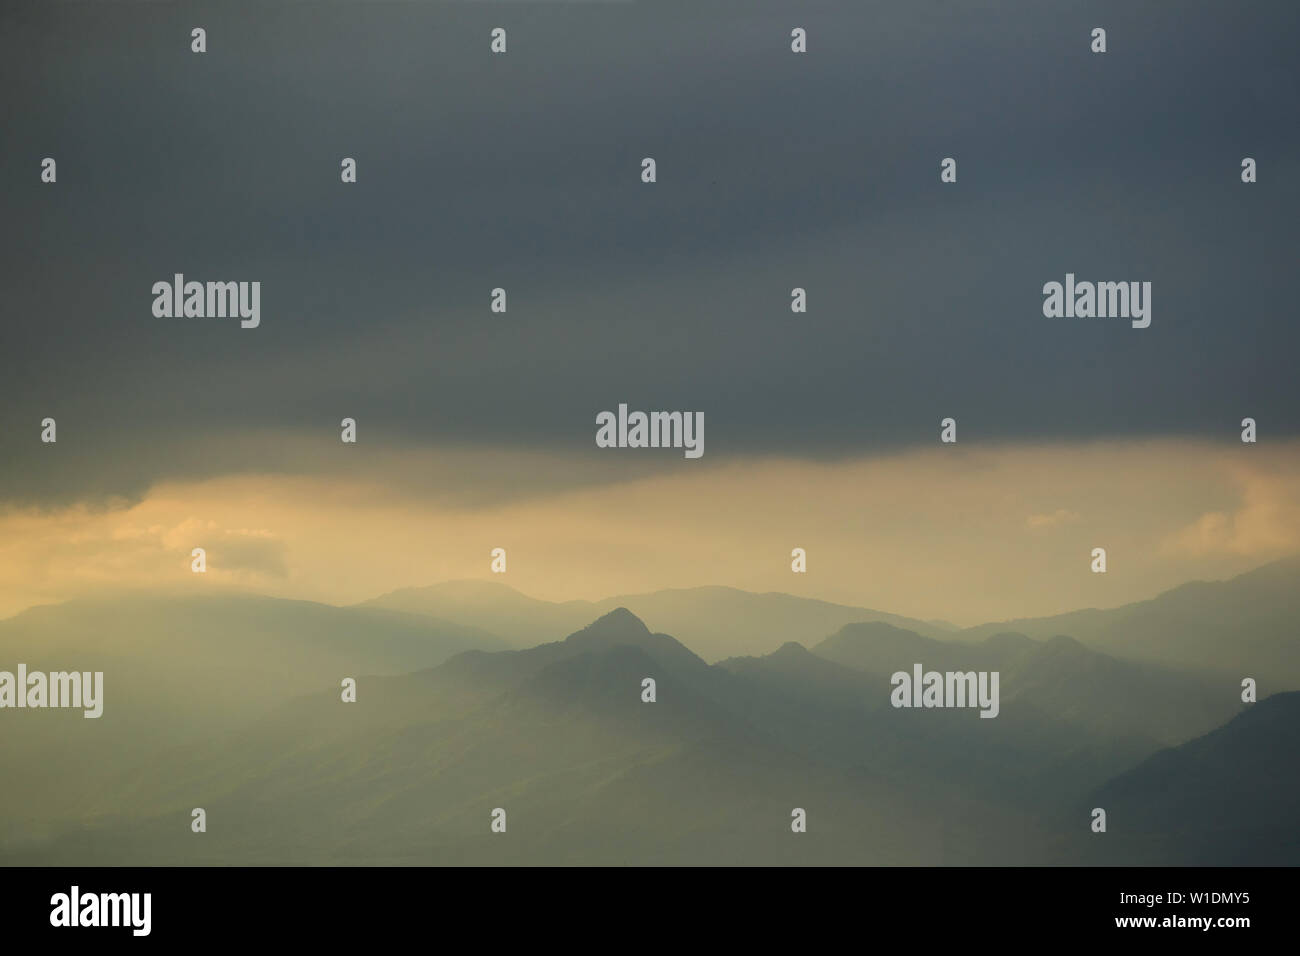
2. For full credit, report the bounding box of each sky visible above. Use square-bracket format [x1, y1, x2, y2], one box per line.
[1, 1, 1297, 624]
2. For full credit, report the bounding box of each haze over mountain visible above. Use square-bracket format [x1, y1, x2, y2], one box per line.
[958, 555, 1300, 688]
[359, 556, 1300, 687]
[0, 609, 1002, 864]
[360, 580, 949, 661]
[2, 606, 1274, 865]
[723, 620, 1241, 809]
[0, 592, 505, 824]
[2, 0, 1295, 873]
[809, 622, 1236, 747]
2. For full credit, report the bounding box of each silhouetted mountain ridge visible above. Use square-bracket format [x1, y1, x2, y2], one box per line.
[1079, 692, 1300, 864]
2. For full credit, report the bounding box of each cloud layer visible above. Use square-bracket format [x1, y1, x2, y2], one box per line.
[1, 1, 1297, 506]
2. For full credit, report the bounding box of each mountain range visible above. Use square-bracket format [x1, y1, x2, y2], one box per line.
[959, 555, 1300, 688]
[0, 556, 1295, 864]
[359, 581, 951, 661]
[362, 557, 1300, 689]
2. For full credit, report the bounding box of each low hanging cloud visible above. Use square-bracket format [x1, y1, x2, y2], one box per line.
[0, 510, 291, 616]
[1161, 467, 1300, 559]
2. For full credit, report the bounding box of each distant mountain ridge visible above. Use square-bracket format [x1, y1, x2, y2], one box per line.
[360, 555, 1300, 682]
[360, 581, 949, 661]
[805, 621, 1238, 749]
[958, 554, 1300, 688]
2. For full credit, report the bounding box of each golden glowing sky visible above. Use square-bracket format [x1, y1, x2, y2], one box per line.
[2, 438, 1298, 626]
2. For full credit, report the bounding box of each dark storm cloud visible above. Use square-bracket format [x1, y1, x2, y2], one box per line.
[1, 0, 1297, 505]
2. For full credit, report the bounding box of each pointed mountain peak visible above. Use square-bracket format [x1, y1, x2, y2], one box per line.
[558, 608, 710, 672]
[570, 607, 651, 642]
